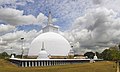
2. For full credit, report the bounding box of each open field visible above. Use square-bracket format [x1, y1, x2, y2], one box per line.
[0, 59, 116, 72]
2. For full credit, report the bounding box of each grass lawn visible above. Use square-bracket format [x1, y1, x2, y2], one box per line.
[0, 59, 116, 72]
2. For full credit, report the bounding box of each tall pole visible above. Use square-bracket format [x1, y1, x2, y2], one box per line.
[118, 44, 120, 51]
[117, 43, 120, 72]
[10, 47, 12, 56]
[117, 61, 119, 72]
[21, 38, 24, 59]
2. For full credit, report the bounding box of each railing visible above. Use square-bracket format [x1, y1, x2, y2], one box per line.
[9, 58, 103, 67]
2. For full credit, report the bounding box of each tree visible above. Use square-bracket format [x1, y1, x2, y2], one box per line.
[0, 52, 9, 59]
[1, 52, 9, 56]
[95, 52, 101, 59]
[101, 46, 120, 61]
[84, 52, 95, 59]
[101, 49, 112, 60]
[118, 44, 120, 50]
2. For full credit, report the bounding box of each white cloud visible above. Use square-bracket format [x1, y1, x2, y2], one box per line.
[52, 18, 58, 23]
[0, 0, 34, 6]
[0, 8, 36, 26]
[0, 8, 51, 26]
[0, 24, 15, 33]
[0, 29, 41, 54]
[1, 0, 120, 55]
[15, 0, 34, 7]
[0, 0, 16, 5]
[92, 0, 120, 12]
[1, 29, 40, 42]
[105, 0, 120, 12]
[63, 7, 120, 54]
[36, 13, 48, 25]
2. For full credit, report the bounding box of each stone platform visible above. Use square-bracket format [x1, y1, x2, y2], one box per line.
[9, 58, 103, 67]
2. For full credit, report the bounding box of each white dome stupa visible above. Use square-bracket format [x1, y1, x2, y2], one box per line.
[28, 32, 71, 56]
[37, 42, 49, 59]
[28, 11, 71, 57]
[94, 53, 98, 60]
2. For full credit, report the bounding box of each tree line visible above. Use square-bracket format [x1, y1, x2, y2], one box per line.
[1, 45, 120, 61]
[0, 52, 9, 59]
[0, 52, 23, 59]
[84, 45, 120, 61]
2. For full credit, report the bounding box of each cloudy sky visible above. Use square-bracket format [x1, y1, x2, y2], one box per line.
[0, 0, 120, 55]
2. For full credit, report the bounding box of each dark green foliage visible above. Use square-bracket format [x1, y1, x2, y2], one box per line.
[0, 52, 9, 59]
[101, 49, 112, 60]
[84, 52, 95, 59]
[15, 55, 22, 58]
[101, 46, 120, 61]
[84, 45, 120, 61]
[95, 52, 101, 59]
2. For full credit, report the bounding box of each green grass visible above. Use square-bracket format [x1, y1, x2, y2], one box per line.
[0, 59, 116, 72]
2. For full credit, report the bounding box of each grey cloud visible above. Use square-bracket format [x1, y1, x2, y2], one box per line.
[0, 8, 48, 26]
[0, 29, 41, 54]
[0, 24, 15, 33]
[92, 0, 102, 4]
[63, 7, 120, 54]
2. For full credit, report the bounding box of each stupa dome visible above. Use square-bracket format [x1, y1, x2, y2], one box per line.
[94, 53, 98, 60]
[37, 50, 49, 59]
[94, 55, 98, 60]
[28, 32, 71, 56]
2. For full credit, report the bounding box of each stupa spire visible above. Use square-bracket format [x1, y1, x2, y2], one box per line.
[48, 11, 52, 25]
[41, 42, 45, 50]
[42, 11, 59, 33]
[37, 42, 49, 59]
